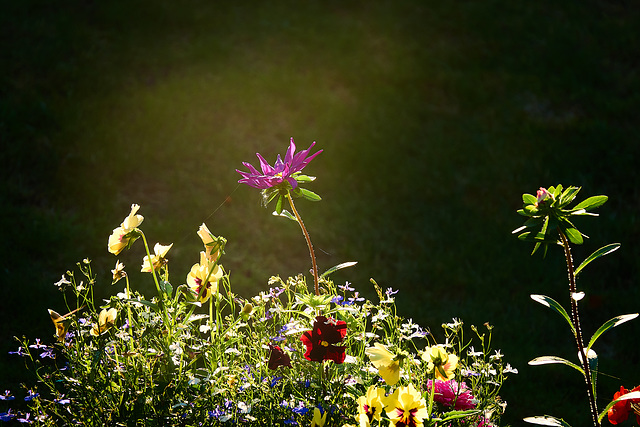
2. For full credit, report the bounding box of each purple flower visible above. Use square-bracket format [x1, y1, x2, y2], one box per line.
[338, 282, 355, 292]
[24, 390, 39, 402]
[54, 395, 70, 405]
[0, 390, 14, 401]
[0, 409, 15, 421]
[28, 339, 46, 349]
[8, 346, 27, 357]
[236, 138, 322, 189]
[39, 348, 55, 359]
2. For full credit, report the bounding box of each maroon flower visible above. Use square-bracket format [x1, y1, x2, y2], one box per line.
[236, 138, 322, 189]
[300, 315, 347, 363]
[267, 344, 292, 370]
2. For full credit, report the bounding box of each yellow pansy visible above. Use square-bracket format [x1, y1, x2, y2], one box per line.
[108, 204, 144, 255]
[90, 308, 118, 336]
[365, 343, 400, 385]
[356, 385, 385, 426]
[141, 243, 173, 272]
[187, 251, 223, 303]
[197, 223, 225, 262]
[384, 383, 429, 427]
[422, 345, 458, 381]
[311, 407, 327, 427]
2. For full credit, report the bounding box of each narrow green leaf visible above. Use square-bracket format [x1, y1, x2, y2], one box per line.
[528, 356, 584, 374]
[587, 313, 639, 352]
[439, 409, 481, 421]
[575, 243, 621, 277]
[320, 261, 358, 278]
[293, 174, 316, 183]
[598, 391, 640, 422]
[530, 295, 575, 334]
[524, 415, 572, 426]
[572, 195, 608, 211]
[523, 193, 537, 205]
[559, 186, 580, 207]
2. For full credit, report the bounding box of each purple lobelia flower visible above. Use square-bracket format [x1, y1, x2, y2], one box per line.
[236, 138, 322, 190]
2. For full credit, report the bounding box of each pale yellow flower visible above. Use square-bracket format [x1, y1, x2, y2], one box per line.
[311, 407, 327, 427]
[90, 308, 118, 336]
[384, 383, 429, 427]
[141, 243, 173, 272]
[197, 223, 225, 262]
[111, 260, 126, 284]
[187, 251, 223, 302]
[356, 385, 385, 426]
[108, 204, 144, 255]
[422, 345, 458, 381]
[365, 343, 400, 385]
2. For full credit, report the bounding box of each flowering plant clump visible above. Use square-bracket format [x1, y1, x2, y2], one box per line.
[514, 185, 639, 427]
[4, 140, 514, 425]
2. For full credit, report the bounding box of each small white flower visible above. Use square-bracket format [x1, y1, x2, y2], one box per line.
[54, 274, 71, 288]
[503, 363, 518, 374]
[224, 348, 241, 355]
[468, 346, 484, 357]
[490, 350, 504, 361]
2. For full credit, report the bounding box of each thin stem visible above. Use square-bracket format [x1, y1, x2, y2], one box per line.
[286, 192, 319, 295]
[558, 228, 600, 427]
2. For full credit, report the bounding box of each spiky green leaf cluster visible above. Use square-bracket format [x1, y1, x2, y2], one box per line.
[512, 185, 608, 256]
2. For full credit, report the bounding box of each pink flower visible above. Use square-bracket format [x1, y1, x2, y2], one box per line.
[236, 138, 322, 189]
[426, 379, 476, 411]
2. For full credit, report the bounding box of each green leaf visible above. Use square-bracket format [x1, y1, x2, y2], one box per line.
[587, 313, 639, 352]
[598, 391, 640, 422]
[299, 188, 321, 202]
[160, 280, 173, 297]
[559, 186, 580, 207]
[320, 261, 358, 278]
[572, 195, 608, 211]
[530, 295, 575, 334]
[528, 356, 584, 374]
[523, 193, 537, 205]
[575, 243, 621, 277]
[438, 409, 481, 422]
[564, 227, 583, 245]
[524, 415, 572, 426]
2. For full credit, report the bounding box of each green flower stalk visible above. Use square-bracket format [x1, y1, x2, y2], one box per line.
[236, 138, 323, 295]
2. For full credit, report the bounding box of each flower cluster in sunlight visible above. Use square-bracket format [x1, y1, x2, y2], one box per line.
[3, 142, 514, 426]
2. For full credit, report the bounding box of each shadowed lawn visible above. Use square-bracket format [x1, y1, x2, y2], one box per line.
[2, 1, 640, 424]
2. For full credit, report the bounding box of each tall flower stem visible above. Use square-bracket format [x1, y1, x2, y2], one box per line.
[558, 228, 600, 427]
[286, 192, 319, 295]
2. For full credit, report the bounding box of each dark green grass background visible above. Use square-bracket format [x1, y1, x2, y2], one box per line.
[2, 1, 640, 424]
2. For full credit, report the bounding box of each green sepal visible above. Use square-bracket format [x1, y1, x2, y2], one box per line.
[575, 243, 621, 277]
[530, 294, 575, 334]
[524, 415, 573, 426]
[292, 173, 316, 183]
[528, 356, 584, 375]
[299, 188, 322, 202]
[587, 313, 639, 352]
[272, 209, 297, 222]
[275, 194, 284, 215]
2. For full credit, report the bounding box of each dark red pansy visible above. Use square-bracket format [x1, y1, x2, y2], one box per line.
[267, 344, 292, 370]
[300, 315, 347, 364]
